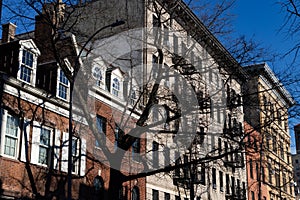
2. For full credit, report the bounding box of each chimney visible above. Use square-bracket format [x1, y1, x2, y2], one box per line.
[2, 22, 17, 43]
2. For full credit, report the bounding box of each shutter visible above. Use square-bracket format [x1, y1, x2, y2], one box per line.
[0, 109, 7, 154]
[53, 129, 61, 170]
[20, 120, 30, 162]
[0, 109, 6, 155]
[61, 132, 69, 172]
[30, 121, 40, 165]
[80, 138, 86, 176]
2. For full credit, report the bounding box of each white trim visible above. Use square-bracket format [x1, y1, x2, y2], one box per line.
[56, 67, 70, 101]
[31, 121, 54, 167]
[0, 109, 21, 159]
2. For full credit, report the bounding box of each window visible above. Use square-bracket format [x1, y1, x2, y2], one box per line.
[219, 171, 224, 191]
[96, 116, 106, 147]
[218, 138, 222, 155]
[183, 155, 189, 179]
[72, 137, 80, 173]
[152, 55, 158, 78]
[224, 141, 228, 161]
[275, 171, 280, 187]
[236, 179, 240, 196]
[153, 15, 159, 27]
[250, 159, 253, 178]
[130, 90, 137, 106]
[256, 163, 260, 180]
[92, 66, 103, 86]
[112, 78, 120, 96]
[175, 196, 180, 200]
[226, 174, 230, 194]
[60, 132, 86, 175]
[164, 146, 170, 166]
[283, 173, 287, 191]
[153, 141, 159, 168]
[280, 141, 284, 159]
[114, 125, 124, 151]
[164, 192, 170, 200]
[152, 189, 159, 200]
[3, 114, 20, 157]
[20, 49, 34, 83]
[231, 176, 235, 196]
[132, 138, 140, 161]
[31, 123, 53, 167]
[272, 135, 277, 153]
[173, 34, 178, 54]
[199, 164, 206, 185]
[174, 151, 181, 177]
[163, 25, 169, 45]
[268, 163, 273, 184]
[251, 191, 255, 200]
[94, 176, 104, 196]
[38, 128, 51, 165]
[212, 168, 216, 189]
[132, 186, 139, 200]
[57, 68, 69, 100]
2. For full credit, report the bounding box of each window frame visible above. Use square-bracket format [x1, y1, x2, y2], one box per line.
[20, 49, 34, 84]
[17, 41, 40, 86]
[31, 122, 54, 167]
[95, 115, 107, 147]
[1, 111, 21, 159]
[57, 68, 70, 101]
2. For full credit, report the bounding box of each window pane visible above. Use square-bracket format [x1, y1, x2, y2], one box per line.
[39, 146, 48, 164]
[112, 78, 120, 96]
[60, 70, 69, 85]
[59, 84, 68, 99]
[22, 50, 33, 67]
[6, 115, 18, 137]
[4, 136, 16, 156]
[40, 128, 50, 146]
[20, 65, 32, 83]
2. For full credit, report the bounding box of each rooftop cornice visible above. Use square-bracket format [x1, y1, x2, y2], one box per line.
[156, 0, 247, 82]
[244, 63, 296, 108]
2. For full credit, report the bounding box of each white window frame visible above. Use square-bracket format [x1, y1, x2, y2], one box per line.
[56, 67, 70, 101]
[110, 68, 123, 99]
[31, 121, 53, 167]
[61, 132, 86, 176]
[92, 65, 105, 88]
[0, 110, 21, 159]
[72, 137, 80, 174]
[112, 77, 120, 97]
[17, 40, 40, 86]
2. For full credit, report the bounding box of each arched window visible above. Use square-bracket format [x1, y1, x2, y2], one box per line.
[94, 176, 104, 194]
[112, 78, 120, 96]
[92, 66, 103, 86]
[132, 186, 139, 200]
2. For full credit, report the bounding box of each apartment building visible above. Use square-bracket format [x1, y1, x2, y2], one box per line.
[70, 0, 248, 199]
[0, 6, 145, 200]
[293, 124, 300, 200]
[0, 0, 252, 199]
[243, 63, 295, 200]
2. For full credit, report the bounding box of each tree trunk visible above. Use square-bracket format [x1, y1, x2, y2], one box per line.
[108, 168, 125, 200]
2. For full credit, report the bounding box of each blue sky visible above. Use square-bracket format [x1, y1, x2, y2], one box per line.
[233, 0, 298, 153]
[233, 0, 292, 64]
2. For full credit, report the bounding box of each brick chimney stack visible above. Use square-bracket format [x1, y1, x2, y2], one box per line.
[2, 22, 17, 43]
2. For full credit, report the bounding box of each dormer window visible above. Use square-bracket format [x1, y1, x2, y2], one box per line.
[17, 40, 40, 86]
[130, 90, 136, 106]
[20, 50, 34, 83]
[92, 66, 103, 86]
[57, 68, 70, 100]
[112, 78, 120, 96]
